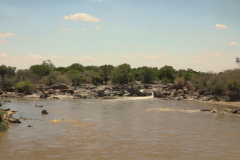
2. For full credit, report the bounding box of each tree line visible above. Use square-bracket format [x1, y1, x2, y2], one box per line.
[1, 60, 240, 98]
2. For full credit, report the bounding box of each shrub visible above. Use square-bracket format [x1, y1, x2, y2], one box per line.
[92, 75, 103, 85]
[162, 77, 172, 84]
[15, 81, 34, 93]
[0, 110, 8, 132]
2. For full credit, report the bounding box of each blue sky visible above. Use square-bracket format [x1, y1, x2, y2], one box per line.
[0, 0, 239, 72]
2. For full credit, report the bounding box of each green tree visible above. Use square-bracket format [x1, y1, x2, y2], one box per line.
[17, 69, 30, 81]
[54, 67, 66, 74]
[158, 65, 176, 83]
[100, 65, 114, 85]
[226, 79, 240, 94]
[112, 63, 135, 85]
[140, 67, 157, 84]
[30, 64, 51, 77]
[72, 74, 86, 89]
[66, 63, 84, 72]
[0, 65, 16, 83]
[92, 75, 103, 85]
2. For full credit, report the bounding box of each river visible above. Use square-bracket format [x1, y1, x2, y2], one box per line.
[0, 98, 240, 159]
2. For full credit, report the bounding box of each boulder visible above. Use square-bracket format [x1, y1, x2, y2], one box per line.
[46, 89, 55, 94]
[144, 84, 149, 89]
[61, 89, 74, 94]
[48, 83, 69, 90]
[42, 110, 49, 114]
[40, 93, 48, 98]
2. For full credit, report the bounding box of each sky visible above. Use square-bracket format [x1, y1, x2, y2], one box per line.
[0, 0, 240, 72]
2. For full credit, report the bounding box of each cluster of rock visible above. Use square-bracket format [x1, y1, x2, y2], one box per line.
[153, 81, 229, 102]
[1, 108, 21, 124]
[73, 83, 154, 99]
[0, 81, 234, 102]
[0, 83, 158, 99]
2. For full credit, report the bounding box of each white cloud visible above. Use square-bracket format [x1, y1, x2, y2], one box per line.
[60, 28, 73, 31]
[51, 55, 63, 59]
[134, 53, 145, 56]
[25, 54, 48, 60]
[13, 60, 20, 62]
[78, 55, 97, 61]
[99, 55, 112, 58]
[193, 60, 204, 64]
[83, 28, 87, 31]
[0, 39, 6, 43]
[120, 55, 132, 59]
[63, 13, 100, 22]
[202, 51, 221, 56]
[145, 55, 165, 60]
[94, 27, 102, 29]
[0, 53, 8, 57]
[213, 24, 230, 29]
[229, 42, 239, 46]
[0, 32, 18, 38]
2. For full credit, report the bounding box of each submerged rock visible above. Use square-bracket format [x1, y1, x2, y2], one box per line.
[201, 109, 212, 112]
[42, 110, 49, 114]
[211, 108, 218, 113]
[8, 118, 21, 123]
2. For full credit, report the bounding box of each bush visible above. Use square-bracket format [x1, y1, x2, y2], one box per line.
[15, 81, 34, 93]
[92, 75, 103, 85]
[162, 77, 172, 84]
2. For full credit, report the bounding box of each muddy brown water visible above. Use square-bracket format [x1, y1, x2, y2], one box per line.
[0, 97, 240, 160]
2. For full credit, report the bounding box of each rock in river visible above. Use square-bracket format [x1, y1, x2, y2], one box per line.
[42, 110, 49, 114]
